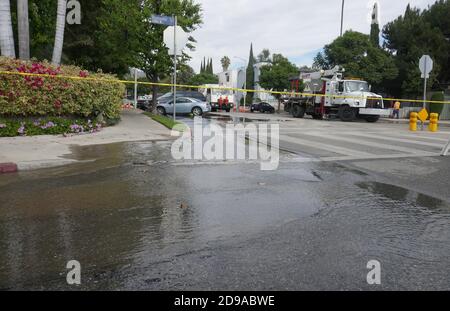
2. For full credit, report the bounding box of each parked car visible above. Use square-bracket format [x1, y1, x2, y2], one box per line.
[250, 102, 275, 113]
[158, 91, 206, 104]
[156, 97, 211, 116]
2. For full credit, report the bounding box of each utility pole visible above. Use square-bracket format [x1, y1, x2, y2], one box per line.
[340, 0, 345, 37]
[173, 15, 177, 121]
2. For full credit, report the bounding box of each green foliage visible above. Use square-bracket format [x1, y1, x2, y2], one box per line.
[188, 72, 218, 86]
[383, 3, 450, 96]
[201, 58, 213, 74]
[259, 54, 300, 99]
[314, 31, 398, 92]
[246, 44, 255, 104]
[221, 56, 230, 71]
[370, 23, 380, 46]
[0, 116, 103, 137]
[0, 57, 125, 119]
[430, 92, 445, 115]
[144, 112, 187, 131]
[257, 49, 271, 63]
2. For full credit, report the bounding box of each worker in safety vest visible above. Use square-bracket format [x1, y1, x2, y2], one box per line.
[392, 101, 401, 119]
[218, 97, 223, 110]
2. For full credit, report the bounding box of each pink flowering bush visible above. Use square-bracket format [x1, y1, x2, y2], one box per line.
[0, 57, 125, 119]
[0, 116, 104, 137]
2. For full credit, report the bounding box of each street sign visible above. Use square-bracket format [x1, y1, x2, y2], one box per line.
[151, 15, 175, 26]
[417, 108, 429, 123]
[163, 26, 188, 56]
[419, 55, 433, 79]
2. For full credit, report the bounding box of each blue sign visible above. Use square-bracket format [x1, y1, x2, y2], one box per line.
[151, 15, 175, 26]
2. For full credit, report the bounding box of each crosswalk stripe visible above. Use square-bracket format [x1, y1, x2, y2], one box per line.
[278, 134, 373, 157]
[304, 132, 437, 155]
[344, 132, 444, 148]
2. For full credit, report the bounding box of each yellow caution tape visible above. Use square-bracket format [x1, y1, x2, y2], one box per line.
[1, 70, 449, 105]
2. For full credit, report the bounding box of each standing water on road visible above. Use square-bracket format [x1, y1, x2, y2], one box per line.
[0, 141, 449, 290]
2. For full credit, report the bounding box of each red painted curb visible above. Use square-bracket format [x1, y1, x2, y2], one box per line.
[0, 163, 18, 174]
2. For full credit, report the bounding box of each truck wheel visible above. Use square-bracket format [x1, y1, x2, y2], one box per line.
[292, 105, 305, 118]
[339, 106, 356, 122]
[365, 116, 380, 123]
[312, 114, 323, 120]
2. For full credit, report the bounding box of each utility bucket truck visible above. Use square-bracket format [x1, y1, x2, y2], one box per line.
[284, 66, 390, 122]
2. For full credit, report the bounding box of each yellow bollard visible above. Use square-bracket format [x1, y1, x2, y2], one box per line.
[409, 112, 418, 132]
[429, 113, 439, 132]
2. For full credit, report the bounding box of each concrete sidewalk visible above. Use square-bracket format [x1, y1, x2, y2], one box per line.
[0, 109, 173, 171]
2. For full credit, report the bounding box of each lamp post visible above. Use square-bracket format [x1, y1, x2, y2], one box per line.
[340, 0, 345, 37]
[234, 56, 247, 114]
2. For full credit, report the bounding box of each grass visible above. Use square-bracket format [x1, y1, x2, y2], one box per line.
[144, 112, 188, 132]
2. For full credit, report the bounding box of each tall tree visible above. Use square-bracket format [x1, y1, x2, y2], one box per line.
[259, 53, 299, 111]
[257, 49, 271, 63]
[0, 0, 16, 57]
[314, 30, 398, 93]
[209, 58, 213, 74]
[52, 0, 67, 65]
[17, 0, 30, 59]
[246, 43, 255, 104]
[221, 56, 230, 71]
[383, 3, 448, 96]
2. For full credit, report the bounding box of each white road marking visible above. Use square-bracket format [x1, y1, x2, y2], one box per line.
[277, 134, 374, 157]
[344, 132, 444, 149]
[305, 132, 437, 156]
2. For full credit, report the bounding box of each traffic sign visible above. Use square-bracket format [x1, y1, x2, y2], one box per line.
[419, 55, 433, 79]
[417, 108, 429, 123]
[151, 15, 175, 26]
[163, 26, 188, 56]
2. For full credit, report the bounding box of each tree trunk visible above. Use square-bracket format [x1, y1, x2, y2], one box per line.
[0, 0, 16, 58]
[52, 0, 67, 65]
[17, 0, 30, 60]
[152, 75, 158, 110]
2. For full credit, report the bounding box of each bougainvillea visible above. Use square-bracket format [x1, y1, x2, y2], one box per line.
[0, 57, 125, 119]
[0, 116, 104, 137]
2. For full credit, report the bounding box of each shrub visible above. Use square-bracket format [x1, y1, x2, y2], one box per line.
[0, 57, 125, 120]
[430, 92, 444, 117]
[0, 116, 103, 137]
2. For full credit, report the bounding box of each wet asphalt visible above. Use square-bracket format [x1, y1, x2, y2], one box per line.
[0, 117, 449, 290]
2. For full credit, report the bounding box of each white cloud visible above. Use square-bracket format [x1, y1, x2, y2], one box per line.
[187, 0, 436, 73]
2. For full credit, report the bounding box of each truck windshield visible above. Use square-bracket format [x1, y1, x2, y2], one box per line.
[345, 81, 369, 92]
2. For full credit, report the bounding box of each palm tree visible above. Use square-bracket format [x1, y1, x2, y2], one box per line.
[17, 0, 30, 59]
[0, 0, 16, 57]
[52, 0, 67, 65]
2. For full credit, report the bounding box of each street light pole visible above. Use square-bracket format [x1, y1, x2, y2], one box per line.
[173, 15, 177, 121]
[340, 0, 345, 37]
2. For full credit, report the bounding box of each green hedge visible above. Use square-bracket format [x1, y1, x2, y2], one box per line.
[0, 57, 125, 119]
[430, 92, 445, 117]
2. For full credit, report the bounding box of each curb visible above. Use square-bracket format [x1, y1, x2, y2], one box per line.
[0, 163, 18, 174]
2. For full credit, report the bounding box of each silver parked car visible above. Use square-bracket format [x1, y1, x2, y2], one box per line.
[156, 97, 211, 116]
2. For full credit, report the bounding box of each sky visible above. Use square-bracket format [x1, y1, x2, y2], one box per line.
[187, 0, 437, 73]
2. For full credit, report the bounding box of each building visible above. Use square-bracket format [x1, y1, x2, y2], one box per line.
[217, 62, 277, 104]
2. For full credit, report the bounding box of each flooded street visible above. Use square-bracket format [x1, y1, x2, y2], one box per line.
[1, 132, 449, 290]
